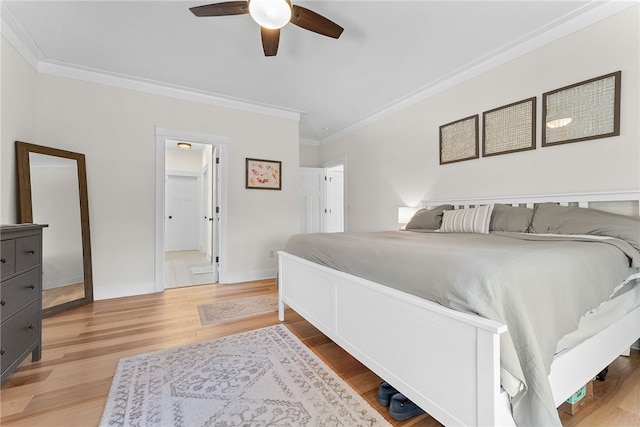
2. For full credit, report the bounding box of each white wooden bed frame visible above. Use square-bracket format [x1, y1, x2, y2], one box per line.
[278, 190, 640, 426]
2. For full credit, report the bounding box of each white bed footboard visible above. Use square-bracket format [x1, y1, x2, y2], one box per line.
[278, 252, 513, 426]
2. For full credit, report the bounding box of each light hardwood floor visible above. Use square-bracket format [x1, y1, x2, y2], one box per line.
[1, 279, 638, 426]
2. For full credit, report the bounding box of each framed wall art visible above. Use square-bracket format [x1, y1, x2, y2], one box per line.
[542, 71, 621, 147]
[439, 115, 479, 165]
[245, 158, 282, 190]
[482, 97, 536, 157]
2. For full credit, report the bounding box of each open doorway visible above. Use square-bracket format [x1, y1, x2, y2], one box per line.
[155, 128, 228, 292]
[298, 158, 346, 234]
[164, 141, 218, 287]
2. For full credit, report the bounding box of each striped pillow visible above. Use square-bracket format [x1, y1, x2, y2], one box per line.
[439, 204, 494, 234]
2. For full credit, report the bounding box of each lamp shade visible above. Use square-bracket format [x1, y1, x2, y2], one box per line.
[249, 0, 292, 29]
[398, 206, 419, 224]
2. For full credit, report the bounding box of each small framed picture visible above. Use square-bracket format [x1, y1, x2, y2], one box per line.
[542, 71, 621, 146]
[245, 158, 282, 190]
[483, 97, 536, 157]
[439, 115, 479, 165]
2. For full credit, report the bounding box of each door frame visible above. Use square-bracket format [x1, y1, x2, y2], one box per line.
[155, 127, 229, 291]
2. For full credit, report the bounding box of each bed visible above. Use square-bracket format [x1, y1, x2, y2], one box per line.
[277, 191, 640, 426]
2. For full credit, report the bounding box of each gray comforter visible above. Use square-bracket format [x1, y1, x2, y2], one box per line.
[283, 231, 640, 426]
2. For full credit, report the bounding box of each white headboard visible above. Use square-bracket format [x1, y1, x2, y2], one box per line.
[424, 190, 640, 216]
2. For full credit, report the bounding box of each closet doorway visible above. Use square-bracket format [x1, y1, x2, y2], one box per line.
[155, 128, 229, 292]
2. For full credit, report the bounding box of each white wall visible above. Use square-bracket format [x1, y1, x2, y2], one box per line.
[299, 142, 321, 167]
[1, 36, 300, 300]
[166, 147, 202, 173]
[1, 38, 37, 222]
[321, 6, 640, 232]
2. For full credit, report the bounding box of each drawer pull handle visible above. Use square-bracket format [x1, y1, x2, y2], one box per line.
[0, 348, 4, 356]
[1, 258, 6, 263]
[26, 285, 35, 290]
[26, 250, 36, 255]
[0, 300, 5, 306]
[28, 325, 35, 330]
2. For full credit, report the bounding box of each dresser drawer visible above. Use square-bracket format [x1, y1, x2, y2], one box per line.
[1, 301, 41, 375]
[1, 268, 41, 322]
[1, 239, 16, 280]
[15, 235, 41, 272]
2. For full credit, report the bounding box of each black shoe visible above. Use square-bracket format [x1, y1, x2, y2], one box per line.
[389, 393, 426, 421]
[376, 381, 398, 407]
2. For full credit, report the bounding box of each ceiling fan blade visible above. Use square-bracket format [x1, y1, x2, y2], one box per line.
[290, 5, 343, 39]
[261, 27, 280, 57]
[190, 1, 248, 17]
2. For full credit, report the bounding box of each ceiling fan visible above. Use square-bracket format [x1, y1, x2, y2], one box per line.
[190, 0, 344, 56]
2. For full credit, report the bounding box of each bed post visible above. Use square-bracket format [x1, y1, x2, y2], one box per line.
[476, 328, 511, 425]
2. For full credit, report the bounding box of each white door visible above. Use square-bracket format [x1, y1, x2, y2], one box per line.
[299, 167, 325, 233]
[201, 164, 210, 255]
[165, 175, 199, 251]
[198, 147, 219, 282]
[325, 165, 344, 232]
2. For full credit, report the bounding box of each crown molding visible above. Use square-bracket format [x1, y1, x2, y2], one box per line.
[3, 1, 634, 144]
[299, 138, 321, 146]
[319, 1, 636, 145]
[37, 60, 301, 122]
[1, 1, 44, 69]
[1, 2, 300, 123]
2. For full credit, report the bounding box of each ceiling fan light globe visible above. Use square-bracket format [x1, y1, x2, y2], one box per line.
[249, 0, 292, 29]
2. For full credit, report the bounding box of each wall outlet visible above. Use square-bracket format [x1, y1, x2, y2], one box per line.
[269, 249, 276, 258]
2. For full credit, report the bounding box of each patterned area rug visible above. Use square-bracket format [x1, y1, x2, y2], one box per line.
[197, 294, 278, 325]
[100, 325, 390, 427]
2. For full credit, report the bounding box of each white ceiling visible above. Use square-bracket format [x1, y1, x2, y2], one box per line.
[2, 1, 633, 143]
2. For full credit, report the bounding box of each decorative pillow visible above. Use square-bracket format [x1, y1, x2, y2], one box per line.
[406, 204, 453, 230]
[489, 204, 535, 232]
[529, 202, 640, 252]
[439, 204, 494, 234]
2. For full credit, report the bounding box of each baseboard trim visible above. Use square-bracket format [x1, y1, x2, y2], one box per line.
[223, 268, 277, 285]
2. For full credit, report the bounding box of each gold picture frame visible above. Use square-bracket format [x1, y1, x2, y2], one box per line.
[542, 71, 621, 146]
[439, 115, 479, 165]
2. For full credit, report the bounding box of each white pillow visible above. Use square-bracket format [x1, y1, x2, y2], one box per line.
[439, 204, 494, 234]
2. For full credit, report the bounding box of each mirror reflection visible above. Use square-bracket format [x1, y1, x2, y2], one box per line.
[29, 153, 86, 309]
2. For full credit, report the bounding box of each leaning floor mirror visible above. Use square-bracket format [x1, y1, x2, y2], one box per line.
[16, 141, 94, 317]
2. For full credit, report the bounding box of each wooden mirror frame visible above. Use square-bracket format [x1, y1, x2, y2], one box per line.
[15, 141, 94, 317]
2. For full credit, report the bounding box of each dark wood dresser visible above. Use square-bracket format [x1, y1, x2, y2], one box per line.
[1, 224, 46, 383]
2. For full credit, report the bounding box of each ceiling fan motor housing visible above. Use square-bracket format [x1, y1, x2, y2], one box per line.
[248, 0, 292, 30]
